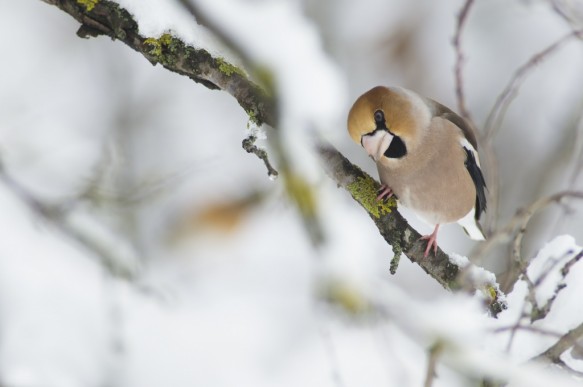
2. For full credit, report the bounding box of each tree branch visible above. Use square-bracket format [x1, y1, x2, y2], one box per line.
[483, 28, 583, 141]
[39, 0, 506, 316]
[41, 0, 275, 127]
[0, 158, 139, 280]
[533, 321, 583, 364]
[452, 0, 476, 125]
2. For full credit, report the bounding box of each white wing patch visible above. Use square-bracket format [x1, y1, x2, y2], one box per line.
[460, 137, 481, 167]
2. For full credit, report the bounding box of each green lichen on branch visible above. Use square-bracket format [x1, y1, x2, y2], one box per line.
[143, 37, 162, 56]
[143, 33, 178, 61]
[347, 176, 396, 218]
[246, 109, 260, 127]
[216, 57, 245, 77]
[77, 0, 99, 11]
[485, 284, 507, 316]
[389, 244, 402, 274]
[320, 279, 371, 315]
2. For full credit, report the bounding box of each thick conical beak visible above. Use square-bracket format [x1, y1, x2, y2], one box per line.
[361, 131, 394, 161]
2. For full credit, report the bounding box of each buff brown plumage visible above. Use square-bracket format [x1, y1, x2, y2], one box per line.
[348, 86, 486, 257]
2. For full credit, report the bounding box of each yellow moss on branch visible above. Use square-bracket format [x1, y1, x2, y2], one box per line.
[347, 176, 396, 218]
[284, 173, 317, 219]
[77, 0, 99, 11]
[144, 37, 162, 56]
[143, 33, 180, 62]
[216, 57, 245, 77]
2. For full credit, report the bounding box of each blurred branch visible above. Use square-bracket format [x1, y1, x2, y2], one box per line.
[0, 159, 139, 280]
[452, 0, 476, 125]
[424, 343, 443, 387]
[476, 24, 581, 233]
[551, 0, 583, 34]
[472, 190, 583, 290]
[511, 192, 583, 268]
[483, 28, 583, 141]
[40, 0, 507, 315]
[532, 321, 583, 367]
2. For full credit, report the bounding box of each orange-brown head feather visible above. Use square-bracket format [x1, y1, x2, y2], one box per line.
[347, 86, 425, 149]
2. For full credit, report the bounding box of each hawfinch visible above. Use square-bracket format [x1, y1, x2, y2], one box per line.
[347, 86, 486, 257]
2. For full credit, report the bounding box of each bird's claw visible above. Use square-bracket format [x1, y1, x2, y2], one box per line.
[419, 234, 438, 257]
[419, 224, 440, 257]
[376, 184, 393, 201]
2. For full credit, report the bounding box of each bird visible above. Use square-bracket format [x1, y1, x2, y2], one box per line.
[347, 86, 487, 257]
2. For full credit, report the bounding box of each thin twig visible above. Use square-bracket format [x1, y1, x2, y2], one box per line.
[504, 307, 531, 353]
[483, 29, 583, 141]
[318, 324, 347, 387]
[0, 159, 139, 280]
[424, 343, 443, 387]
[478, 29, 583, 234]
[503, 249, 583, 351]
[551, 0, 583, 36]
[452, 0, 476, 124]
[511, 191, 583, 268]
[242, 135, 279, 178]
[470, 190, 583, 266]
[493, 324, 563, 338]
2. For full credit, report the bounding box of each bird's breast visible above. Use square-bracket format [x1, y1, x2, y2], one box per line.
[377, 148, 476, 225]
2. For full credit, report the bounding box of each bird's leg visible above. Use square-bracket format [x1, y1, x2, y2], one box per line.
[419, 224, 440, 257]
[376, 184, 393, 201]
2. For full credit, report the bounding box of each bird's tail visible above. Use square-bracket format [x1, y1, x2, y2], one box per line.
[458, 210, 486, 240]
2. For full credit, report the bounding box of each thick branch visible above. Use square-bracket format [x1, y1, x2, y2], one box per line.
[317, 145, 506, 316]
[40, 0, 506, 315]
[41, 0, 275, 127]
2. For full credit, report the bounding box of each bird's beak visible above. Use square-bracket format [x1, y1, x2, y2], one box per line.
[361, 131, 393, 161]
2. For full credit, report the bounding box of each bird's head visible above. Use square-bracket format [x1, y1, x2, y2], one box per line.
[348, 86, 426, 162]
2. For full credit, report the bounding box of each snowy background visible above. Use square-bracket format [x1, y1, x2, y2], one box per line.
[1, 0, 583, 386]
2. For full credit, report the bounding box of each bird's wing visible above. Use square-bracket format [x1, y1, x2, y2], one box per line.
[463, 146, 487, 220]
[427, 98, 487, 220]
[427, 99, 479, 150]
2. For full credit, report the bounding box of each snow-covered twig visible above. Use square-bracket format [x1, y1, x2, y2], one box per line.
[526, 248, 583, 322]
[471, 191, 583, 266]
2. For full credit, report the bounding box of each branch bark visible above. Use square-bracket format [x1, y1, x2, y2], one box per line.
[533, 322, 583, 364]
[39, 0, 506, 316]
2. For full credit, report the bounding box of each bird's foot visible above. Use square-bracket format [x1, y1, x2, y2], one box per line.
[419, 224, 440, 257]
[376, 184, 393, 201]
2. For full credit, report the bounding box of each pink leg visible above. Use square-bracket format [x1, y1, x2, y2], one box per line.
[376, 184, 393, 201]
[419, 224, 440, 257]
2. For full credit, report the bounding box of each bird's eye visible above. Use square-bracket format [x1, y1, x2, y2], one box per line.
[374, 110, 384, 123]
